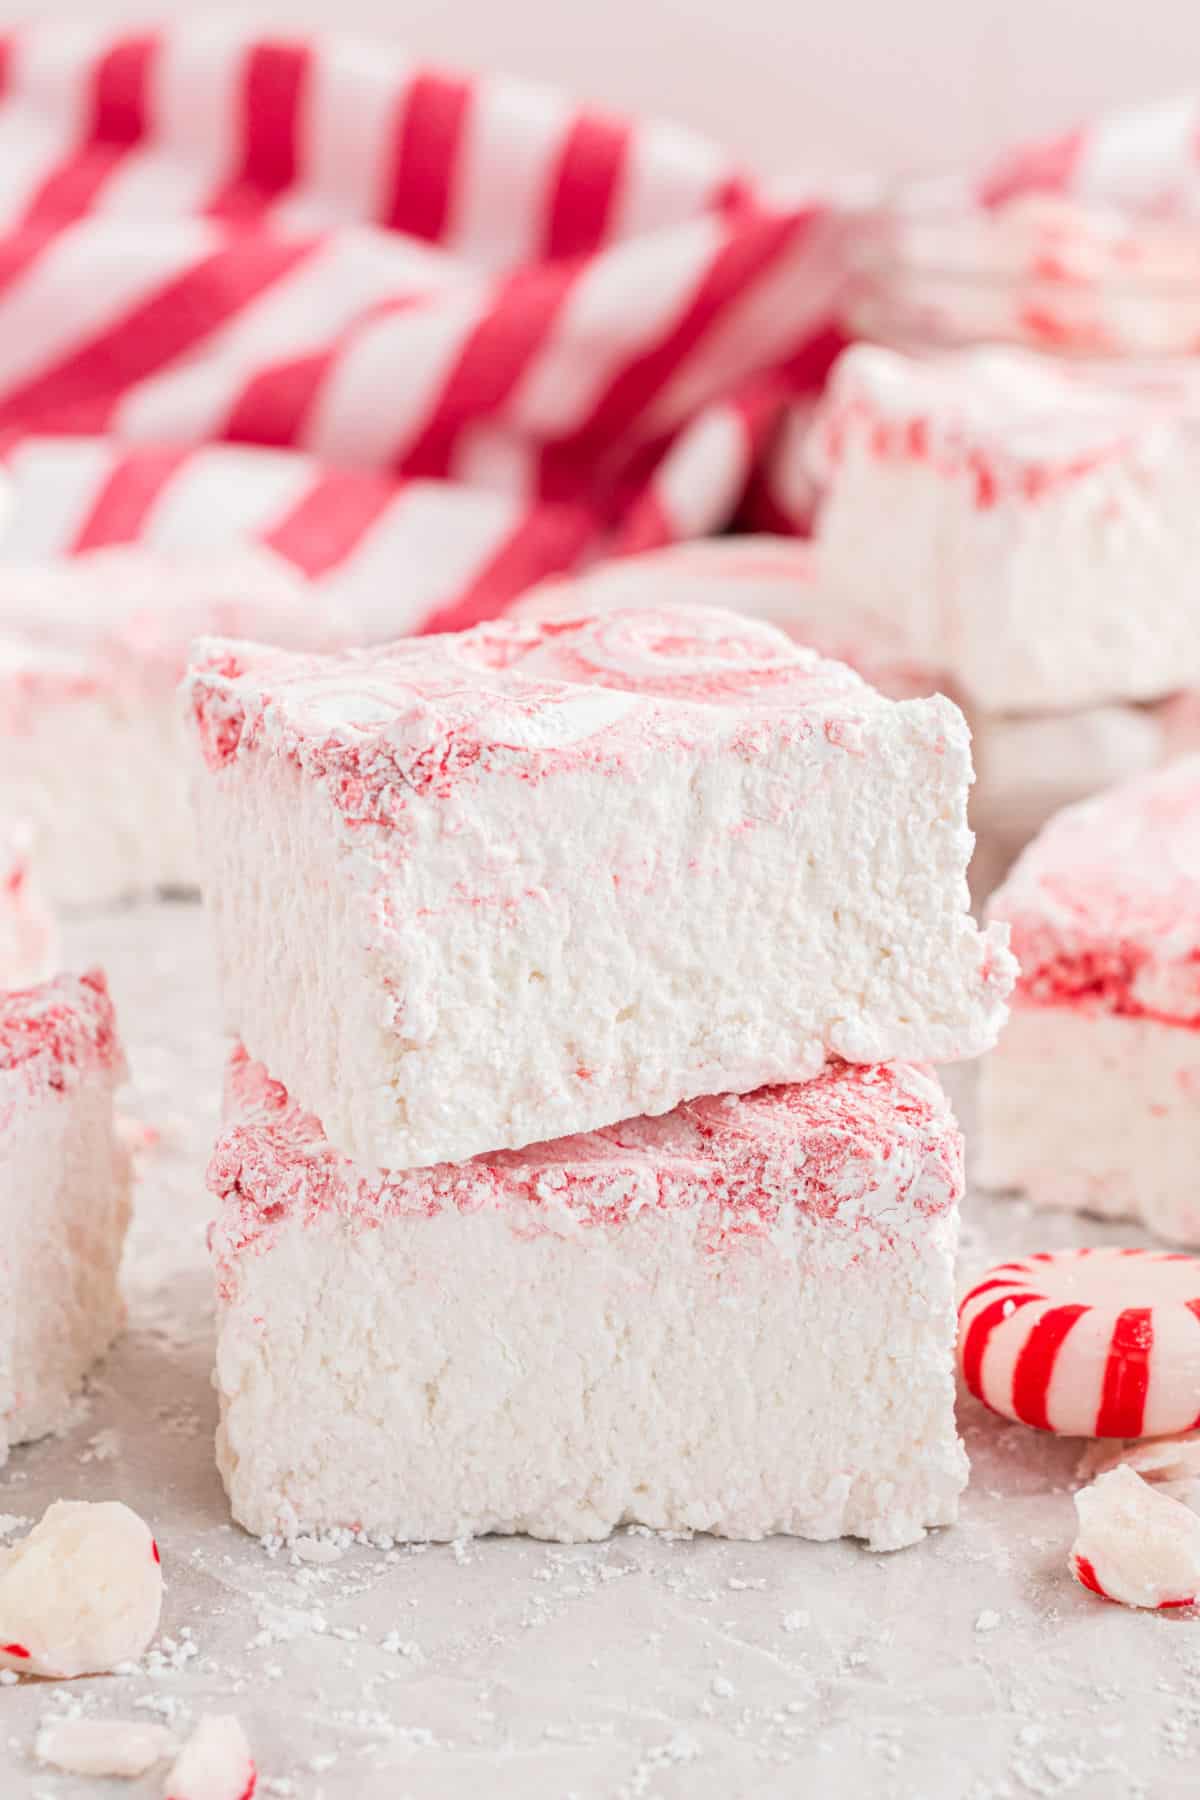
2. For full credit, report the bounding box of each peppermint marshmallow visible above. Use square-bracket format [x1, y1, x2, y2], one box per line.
[1, 971, 129, 1458]
[0, 1500, 162, 1677]
[811, 344, 1200, 715]
[185, 606, 1012, 1171]
[980, 755, 1200, 1243]
[209, 1047, 967, 1549]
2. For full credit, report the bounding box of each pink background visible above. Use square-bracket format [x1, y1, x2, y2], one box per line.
[5, 0, 1197, 176]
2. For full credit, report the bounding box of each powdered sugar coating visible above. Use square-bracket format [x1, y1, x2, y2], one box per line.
[989, 754, 1200, 1024]
[187, 604, 1012, 1171]
[213, 1046, 962, 1257]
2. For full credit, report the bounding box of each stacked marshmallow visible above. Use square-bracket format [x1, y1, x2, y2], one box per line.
[808, 344, 1200, 865]
[186, 604, 1015, 1548]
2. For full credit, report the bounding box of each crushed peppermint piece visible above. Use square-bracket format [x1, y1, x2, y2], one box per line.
[35, 1718, 175, 1778]
[0, 1500, 163, 1678]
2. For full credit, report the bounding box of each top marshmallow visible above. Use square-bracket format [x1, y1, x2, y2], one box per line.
[811, 344, 1200, 714]
[185, 605, 1013, 1170]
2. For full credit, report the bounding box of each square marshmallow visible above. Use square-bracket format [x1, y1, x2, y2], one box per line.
[209, 1047, 968, 1548]
[0, 971, 130, 1459]
[811, 345, 1200, 715]
[980, 755, 1200, 1244]
[185, 606, 1013, 1170]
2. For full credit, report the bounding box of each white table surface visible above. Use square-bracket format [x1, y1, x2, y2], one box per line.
[3, 899, 1198, 1800]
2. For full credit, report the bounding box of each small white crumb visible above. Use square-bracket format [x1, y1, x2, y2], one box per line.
[710, 1675, 736, 1699]
[35, 1719, 174, 1778]
[974, 1610, 1002, 1633]
[80, 1428, 122, 1465]
[781, 1610, 810, 1633]
[290, 1537, 344, 1565]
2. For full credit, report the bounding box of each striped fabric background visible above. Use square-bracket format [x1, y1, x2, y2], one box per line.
[0, 21, 1189, 637]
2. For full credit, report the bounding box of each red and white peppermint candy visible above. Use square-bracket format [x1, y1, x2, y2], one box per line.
[958, 1248, 1200, 1438]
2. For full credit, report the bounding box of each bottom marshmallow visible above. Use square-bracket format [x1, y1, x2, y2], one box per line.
[208, 1050, 967, 1550]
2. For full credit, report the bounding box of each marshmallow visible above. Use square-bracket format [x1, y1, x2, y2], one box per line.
[185, 606, 1012, 1171]
[980, 755, 1200, 1243]
[209, 1047, 967, 1549]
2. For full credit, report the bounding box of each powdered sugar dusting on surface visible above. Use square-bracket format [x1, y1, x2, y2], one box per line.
[990, 754, 1200, 1024]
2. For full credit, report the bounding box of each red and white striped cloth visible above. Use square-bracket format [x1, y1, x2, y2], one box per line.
[0, 19, 857, 635]
[0, 23, 1189, 635]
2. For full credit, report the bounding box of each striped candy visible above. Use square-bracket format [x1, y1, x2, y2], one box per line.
[958, 1249, 1200, 1439]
